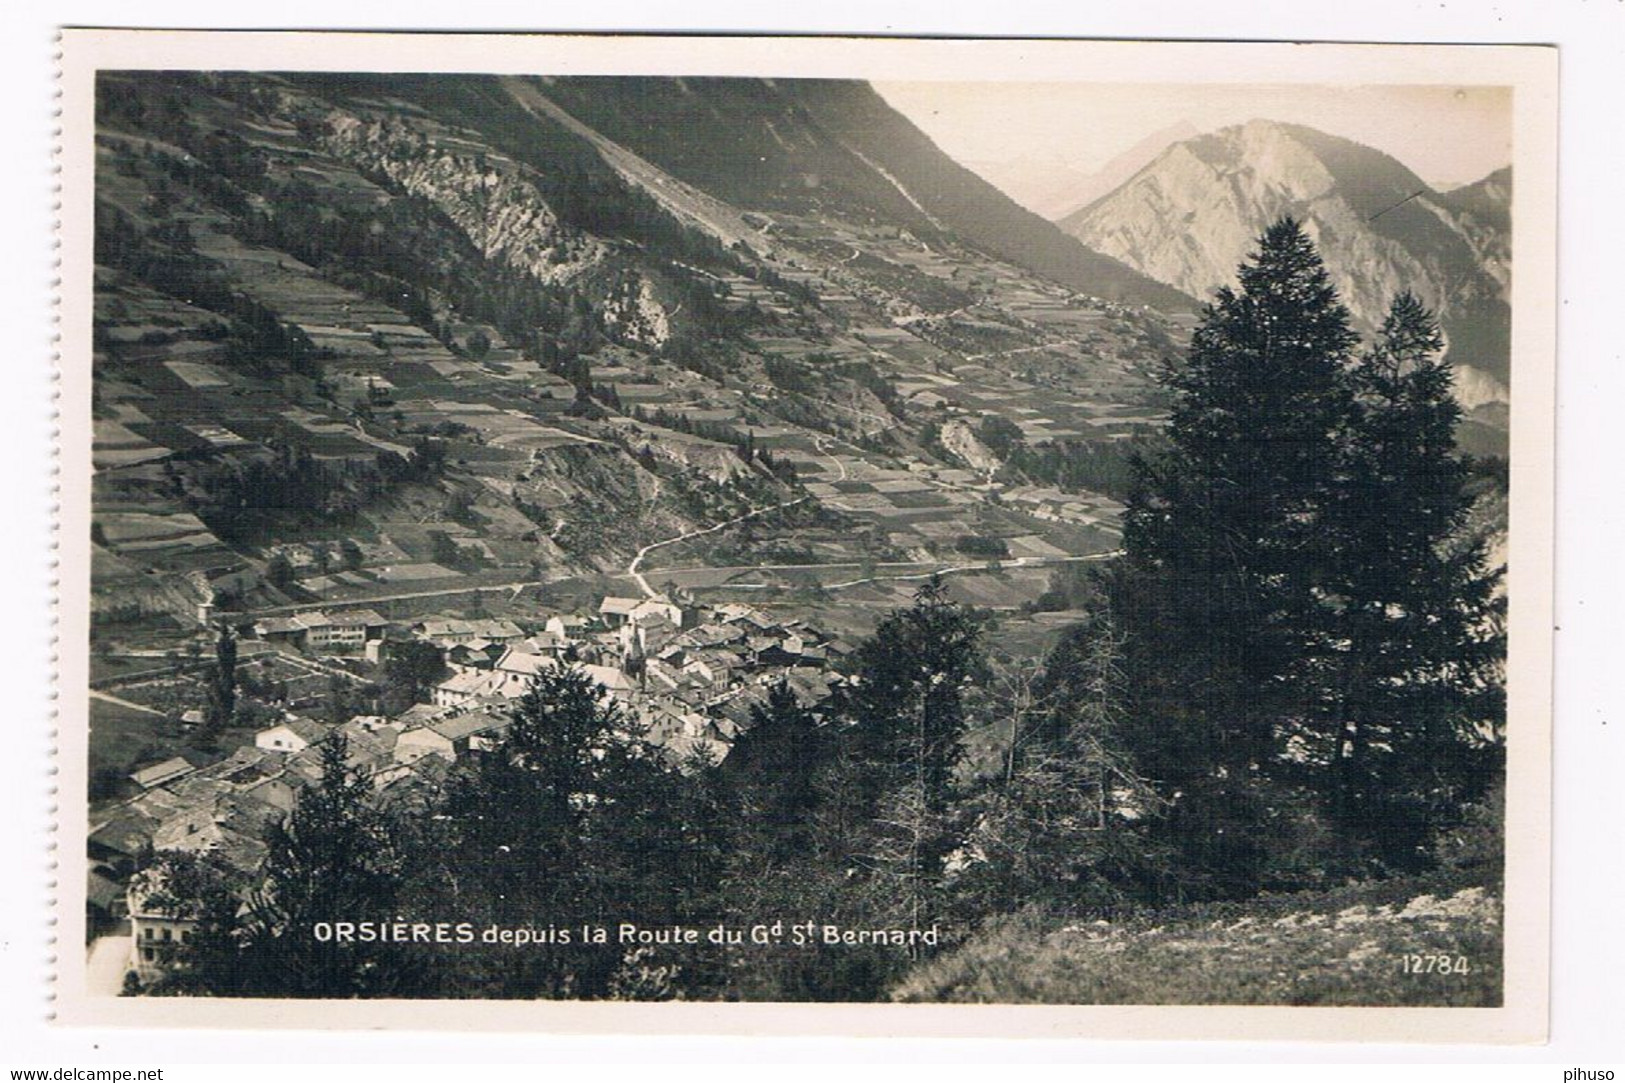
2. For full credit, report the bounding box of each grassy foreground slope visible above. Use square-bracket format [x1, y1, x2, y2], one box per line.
[894, 878, 1502, 1006]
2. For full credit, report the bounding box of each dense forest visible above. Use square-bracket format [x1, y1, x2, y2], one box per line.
[141, 220, 1505, 1002]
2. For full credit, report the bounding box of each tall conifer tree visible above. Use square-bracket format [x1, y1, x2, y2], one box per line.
[1120, 218, 1357, 779]
[1321, 292, 1505, 865]
[1115, 223, 1504, 888]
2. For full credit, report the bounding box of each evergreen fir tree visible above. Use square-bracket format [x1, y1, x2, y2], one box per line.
[196, 623, 237, 747]
[833, 576, 985, 907]
[447, 668, 628, 923]
[239, 735, 412, 996]
[1114, 217, 1359, 894]
[1114, 222, 1505, 890]
[1320, 292, 1505, 866]
[1120, 217, 1357, 778]
[841, 577, 984, 830]
[958, 615, 1166, 912]
[433, 665, 727, 997]
[724, 680, 825, 860]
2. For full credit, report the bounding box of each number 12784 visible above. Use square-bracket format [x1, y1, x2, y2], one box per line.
[1399, 953, 1470, 975]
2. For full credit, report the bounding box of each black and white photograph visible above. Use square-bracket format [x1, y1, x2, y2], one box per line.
[50, 30, 1558, 1039]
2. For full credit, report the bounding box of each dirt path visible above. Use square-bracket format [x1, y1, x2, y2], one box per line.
[88, 690, 167, 717]
[244, 576, 571, 617]
[268, 648, 373, 685]
[818, 550, 1118, 591]
[814, 437, 851, 483]
[963, 342, 1060, 364]
[626, 496, 811, 599]
[638, 549, 1122, 593]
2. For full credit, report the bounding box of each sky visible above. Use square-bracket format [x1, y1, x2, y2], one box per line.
[873, 82, 1512, 192]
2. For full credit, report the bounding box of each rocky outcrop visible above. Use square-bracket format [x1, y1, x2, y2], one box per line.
[938, 419, 1000, 476]
[315, 109, 673, 350]
[321, 113, 606, 287]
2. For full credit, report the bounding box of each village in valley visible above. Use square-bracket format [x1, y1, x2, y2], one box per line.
[82, 71, 1192, 985]
[92, 586, 856, 983]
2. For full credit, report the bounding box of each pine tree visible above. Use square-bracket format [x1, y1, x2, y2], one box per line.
[725, 681, 825, 859]
[842, 577, 984, 830]
[960, 615, 1166, 912]
[447, 668, 626, 919]
[236, 735, 411, 996]
[434, 665, 722, 998]
[833, 576, 985, 913]
[1115, 223, 1506, 891]
[1120, 217, 1358, 782]
[1320, 292, 1505, 865]
[1114, 217, 1359, 895]
[193, 624, 237, 749]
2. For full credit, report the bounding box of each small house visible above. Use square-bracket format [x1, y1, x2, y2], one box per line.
[129, 756, 195, 791]
[254, 718, 328, 754]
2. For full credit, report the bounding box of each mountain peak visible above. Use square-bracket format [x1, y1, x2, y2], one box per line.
[1059, 119, 1511, 405]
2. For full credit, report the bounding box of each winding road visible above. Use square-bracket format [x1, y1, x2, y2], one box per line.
[634, 549, 1122, 595]
[626, 495, 812, 599]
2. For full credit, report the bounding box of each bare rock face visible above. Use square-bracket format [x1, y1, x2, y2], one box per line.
[1061, 120, 1512, 403]
[317, 109, 673, 350]
[938, 419, 1000, 476]
[321, 112, 606, 288]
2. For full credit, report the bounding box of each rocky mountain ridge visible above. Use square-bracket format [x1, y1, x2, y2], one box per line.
[1061, 119, 1512, 423]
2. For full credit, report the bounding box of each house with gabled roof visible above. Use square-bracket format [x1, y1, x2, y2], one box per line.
[446, 638, 503, 671]
[88, 808, 159, 873]
[253, 609, 387, 653]
[581, 663, 636, 698]
[416, 617, 473, 642]
[494, 646, 555, 680]
[431, 665, 535, 708]
[87, 868, 126, 925]
[393, 702, 450, 729]
[416, 617, 526, 645]
[599, 595, 683, 629]
[598, 596, 641, 625]
[129, 756, 196, 791]
[544, 615, 587, 640]
[525, 629, 568, 652]
[254, 718, 329, 754]
[126, 864, 204, 985]
[396, 708, 509, 763]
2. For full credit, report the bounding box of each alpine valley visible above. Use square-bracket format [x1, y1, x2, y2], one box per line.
[91, 73, 1204, 663]
[87, 73, 1513, 1007]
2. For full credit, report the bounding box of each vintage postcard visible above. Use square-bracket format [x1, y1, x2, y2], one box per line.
[53, 30, 1557, 1039]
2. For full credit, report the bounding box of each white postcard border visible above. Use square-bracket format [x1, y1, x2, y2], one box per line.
[51, 29, 1559, 1041]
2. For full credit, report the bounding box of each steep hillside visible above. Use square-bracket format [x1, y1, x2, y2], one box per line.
[894, 878, 1502, 1006]
[523, 77, 1197, 313]
[90, 70, 806, 617]
[1440, 166, 1512, 234]
[1061, 120, 1512, 400]
[90, 71, 1175, 632]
